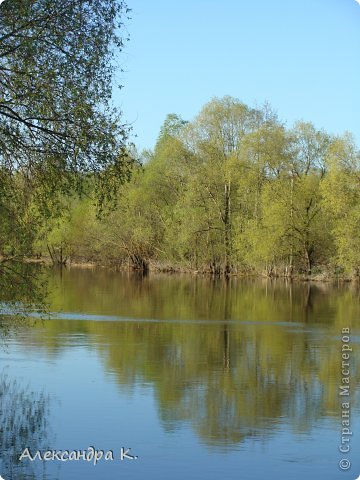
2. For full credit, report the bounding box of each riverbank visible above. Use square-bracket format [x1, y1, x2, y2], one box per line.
[24, 256, 359, 283]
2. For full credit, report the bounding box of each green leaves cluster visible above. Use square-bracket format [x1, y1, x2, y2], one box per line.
[0, 0, 132, 302]
[37, 97, 360, 277]
[0, 0, 132, 201]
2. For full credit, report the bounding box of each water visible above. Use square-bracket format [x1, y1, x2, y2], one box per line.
[1, 268, 359, 480]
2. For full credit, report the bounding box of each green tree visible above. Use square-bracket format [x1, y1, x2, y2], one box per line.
[176, 97, 258, 273]
[98, 115, 191, 271]
[30, 98, 360, 278]
[0, 0, 132, 302]
[0, 0, 132, 199]
[240, 122, 332, 275]
[321, 135, 360, 275]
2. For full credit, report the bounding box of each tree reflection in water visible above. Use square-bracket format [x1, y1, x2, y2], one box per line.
[0, 370, 53, 480]
[2, 269, 360, 452]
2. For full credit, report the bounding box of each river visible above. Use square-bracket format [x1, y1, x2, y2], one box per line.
[1, 268, 359, 479]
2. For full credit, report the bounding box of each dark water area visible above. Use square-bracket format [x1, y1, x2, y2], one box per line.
[1, 268, 359, 479]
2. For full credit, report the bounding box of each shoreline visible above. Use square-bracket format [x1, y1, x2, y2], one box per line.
[24, 256, 359, 283]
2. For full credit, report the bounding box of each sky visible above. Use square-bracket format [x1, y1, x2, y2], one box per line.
[115, 0, 360, 152]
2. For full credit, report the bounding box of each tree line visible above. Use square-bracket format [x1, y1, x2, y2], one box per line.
[37, 96, 360, 278]
[0, 0, 131, 297]
[1, 2, 358, 281]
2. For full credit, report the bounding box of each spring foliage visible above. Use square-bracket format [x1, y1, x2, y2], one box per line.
[17, 97, 360, 276]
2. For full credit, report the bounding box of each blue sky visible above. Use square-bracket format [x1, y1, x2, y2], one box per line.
[115, 0, 360, 152]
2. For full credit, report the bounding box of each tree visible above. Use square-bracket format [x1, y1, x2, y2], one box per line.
[99, 114, 191, 272]
[0, 0, 132, 300]
[178, 97, 258, 274]
[156, 113, 188, 146]
[0, 0, 132, 201]
[287, 122, 331, 274]
[240, 123, 332, 275]
[27, 96, 360, 278]
[321, 135, 360, 275]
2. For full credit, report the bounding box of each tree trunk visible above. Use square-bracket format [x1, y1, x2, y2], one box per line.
[289, 175, 294, 276]
[304, 248, 312, 275]
[224, 180, 231, 275]
[130, 253, 149, 273]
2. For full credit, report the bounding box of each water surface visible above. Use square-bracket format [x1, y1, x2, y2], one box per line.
[1, 269, 359, 479]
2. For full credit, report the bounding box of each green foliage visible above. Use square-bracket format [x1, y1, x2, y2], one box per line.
[0, 0, 133, 297]
[5, 96, 360, 278]
[0, 0, 132, 200]
[321, 136, 360, 274]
